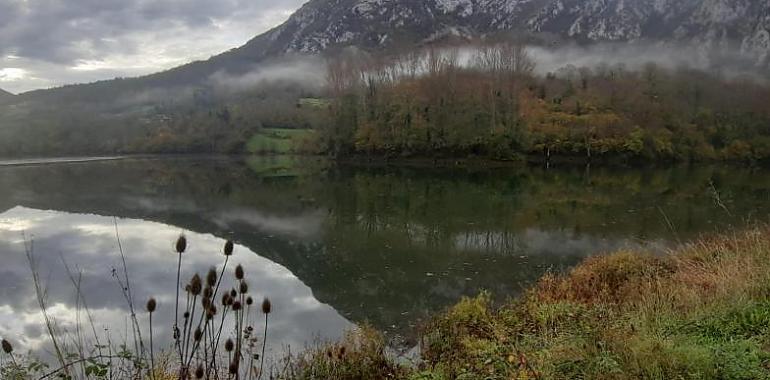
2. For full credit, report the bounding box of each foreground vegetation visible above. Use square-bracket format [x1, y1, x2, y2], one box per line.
[3, 224, 770, 379]
[293, 227, 770, 379]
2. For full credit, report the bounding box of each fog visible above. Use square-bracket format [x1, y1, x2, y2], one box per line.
[528, 42, 770, 81]
[208, 55, 327, 94]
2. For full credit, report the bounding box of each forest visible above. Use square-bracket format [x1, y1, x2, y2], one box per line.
[320, 43, 770, 163]
[1, 42, 769, 162]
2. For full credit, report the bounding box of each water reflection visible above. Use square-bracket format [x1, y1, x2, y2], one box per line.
[0, 156, 768, 351]
[0, 206, 352, 359]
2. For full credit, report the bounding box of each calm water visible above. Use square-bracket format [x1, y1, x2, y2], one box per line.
[0, 156, 768, 360]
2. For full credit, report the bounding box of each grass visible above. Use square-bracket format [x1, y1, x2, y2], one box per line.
[280, 227, 770, 379]
[416, 227, 770, 380]
[246, 129, 316, 155]
[4, 226, 770, 379]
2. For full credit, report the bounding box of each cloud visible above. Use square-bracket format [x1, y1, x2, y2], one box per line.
[0, 0, 308, 93]
[208, 55, 327, 93]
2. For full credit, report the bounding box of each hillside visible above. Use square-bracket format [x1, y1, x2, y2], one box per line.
[12, 0, 770, 102]
[1, 0, 769, 158]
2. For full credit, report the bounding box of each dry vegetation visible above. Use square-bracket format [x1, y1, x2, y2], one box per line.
[283, 227, 770, 379]
[3, 227, 770, 379]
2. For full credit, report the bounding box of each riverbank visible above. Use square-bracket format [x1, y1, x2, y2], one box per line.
[291, 227, 770, 379]
[334, 152, 770, 170]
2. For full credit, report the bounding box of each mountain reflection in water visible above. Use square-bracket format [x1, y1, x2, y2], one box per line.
[0, 156, 768, 357]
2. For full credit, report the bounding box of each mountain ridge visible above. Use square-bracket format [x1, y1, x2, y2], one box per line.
[10, 0, 770, 101]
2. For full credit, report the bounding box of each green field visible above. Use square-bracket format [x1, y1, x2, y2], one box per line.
[246, 128, 315, 154]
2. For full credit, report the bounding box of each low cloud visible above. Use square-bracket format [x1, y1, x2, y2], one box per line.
[208, 56, 327, 94]
[528, 42, 770, 80]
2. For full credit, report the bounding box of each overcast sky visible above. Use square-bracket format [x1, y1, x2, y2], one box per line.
[0, 0, 307, 94]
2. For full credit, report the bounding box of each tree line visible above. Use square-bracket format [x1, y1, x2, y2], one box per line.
[319, 42, 770, 163]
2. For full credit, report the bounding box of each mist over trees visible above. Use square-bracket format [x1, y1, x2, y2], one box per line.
[0, 40, 769, 162]
[319, 42, 770, 163]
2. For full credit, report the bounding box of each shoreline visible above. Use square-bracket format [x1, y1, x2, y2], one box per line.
[0, 152, 767, 170]
[0, 155, 129, 167]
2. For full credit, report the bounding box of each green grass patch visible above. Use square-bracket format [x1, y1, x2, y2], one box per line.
[298, 98, 331, 109]
[246, 128, 315, 154]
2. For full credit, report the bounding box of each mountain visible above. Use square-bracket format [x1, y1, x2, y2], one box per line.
[15, 0, 770, 101]
[256, 0, 770, 64]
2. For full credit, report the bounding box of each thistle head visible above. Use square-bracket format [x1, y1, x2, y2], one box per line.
[222, 293, 231, 307]
[261, 297, 272, 315]
[206, 267, 217, 287]
[234, 264, 244, 280]
[239, 281, 248, 295]
[146, 298, 157, 313]
[246, 296, 253, 306]
[232, 301, 242, 311]
[1, 339, 12, 354]
[230, 288, 237, 298]
[225, 338, 234, 352]
[224, 240, 234, 256]
[189, 274, 202, 296]
[176, 235, 187, 254]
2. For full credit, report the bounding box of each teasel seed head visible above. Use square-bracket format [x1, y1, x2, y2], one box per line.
[195, 364, 204, 379]
[239, 281, 248, 295]
[224, 240, 234, 256]
[234, 264, 244, 280]
[206, 267, 217, 287]
[230, 288, 237, 298]
[194, 327, 203, 342]
[222, 293, 231, 306]
[229, 360, 238, 375]
[190, 274, 202, 296]
[261, 297, 272, 315]
[146, 297, 157, 313]
[206, 308, 215, 321]
[176, 235, 187, 254]
[1, 339, 12, 354]
[225, 338, 234, 352]
[246, 296, 253, 306]
[232, 301, 242, 311]
[204, 286, 213, 299]
[202, 297, 211, 309]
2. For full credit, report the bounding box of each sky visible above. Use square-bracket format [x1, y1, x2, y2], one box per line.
[0, 0, 308, 94]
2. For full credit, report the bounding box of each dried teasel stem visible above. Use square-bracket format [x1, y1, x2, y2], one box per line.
[174, 234, 187, 362]
[258, 298, 271, 380]
[146, 298, 157, 380]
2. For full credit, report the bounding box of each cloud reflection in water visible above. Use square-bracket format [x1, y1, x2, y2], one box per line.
[0, 206, 352, 362]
